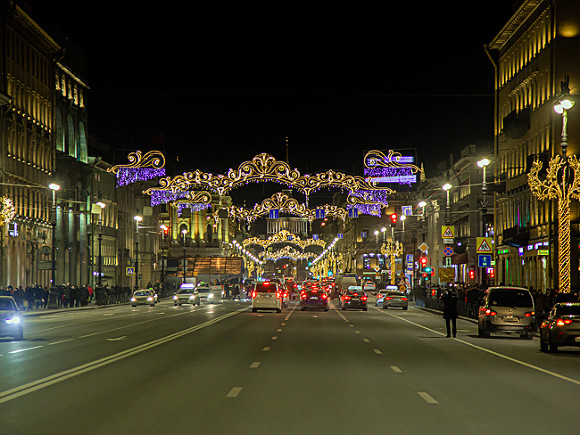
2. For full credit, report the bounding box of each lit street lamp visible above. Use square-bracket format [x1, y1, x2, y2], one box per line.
[134, 215, 143, 288]
[442, 183, 452, 225]
[182, 229, 188, 282]
[477, 158, 490, 237]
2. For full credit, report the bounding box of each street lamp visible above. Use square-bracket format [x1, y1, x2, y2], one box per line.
[96, 201, 106, 287]
[554, 97, 575, 158]
[477, 158, 490, 237]
[48, 183, 60, 287]
[134, 215, 143, 288]
[182, 229, 188, 281]
[442, 183, 452, 225]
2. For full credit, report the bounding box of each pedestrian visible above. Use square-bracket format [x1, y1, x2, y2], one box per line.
[441, 288, 458, 338]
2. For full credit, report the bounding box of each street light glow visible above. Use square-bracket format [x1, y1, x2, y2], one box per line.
[442, 183, 452, 191]
[96, 201, 106, 209]
[48, 183, 60, 191]
[477, 158, 490, 168]
[554, 98, 575, 114]
[418, 201, 427, 208]
[134, 215, 143, 222]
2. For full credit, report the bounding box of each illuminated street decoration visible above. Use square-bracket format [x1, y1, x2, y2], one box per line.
[108, 150, 166, 187]
[0, 197, 16, 225]
[149, 153, 394, 198]
[228, 192, 348, 223]
[150, 190, 191, 206]
[347, 189, 389, 217]
[363, 149, 425, 186]
[174, 191, 213, 216]
[243, 229, 325, 250]
[259, 246, 317, 262]
[381, 240, 403, 285]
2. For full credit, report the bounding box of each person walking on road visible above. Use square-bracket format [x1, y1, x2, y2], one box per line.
[441, 288, 458, 338]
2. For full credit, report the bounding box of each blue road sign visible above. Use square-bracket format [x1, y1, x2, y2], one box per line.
[269, 209, 279, 219]
[478, 254, 492, 268]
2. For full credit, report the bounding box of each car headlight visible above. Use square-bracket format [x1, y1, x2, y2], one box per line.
[208, 293, 214, 299]
[6, 316, 21, 325]
[188, 295, 196, 300]
[130, 298, 137, 302]
[173, 295, 178, 300]
[147, 297, 154, 302]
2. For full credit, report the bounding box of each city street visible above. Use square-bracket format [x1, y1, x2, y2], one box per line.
[1, 297, 579, 434]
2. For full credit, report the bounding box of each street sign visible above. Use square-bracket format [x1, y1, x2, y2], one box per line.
[476, 237, 493, 253]
[406, 254, 414, 263]
[478, 254, 492, 268]
[438, 267, 455, 282]
[315, 208, 325, 219]
[418, 242, 429, 253]
[441, 225, 455, 239]
[402, 205, 413, 216]
[443, 246, 454, 257]
[444, 257, 452, 267]
[538, 249, 549, 256]
[348, 207, 359, 218]
[269, 209, 279, 219]
[337, 233, 344, 239]
[126, 267, 135, 276]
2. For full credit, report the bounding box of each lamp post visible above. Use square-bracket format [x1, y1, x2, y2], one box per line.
[96, 201, 106, 287]
[134, 215, 143, 289]
[48, 183, 60, 286]
[528, 90, 579, 294]
[477, 158, 490, 237]
[442, 183, 452, 225]
[381, 240, 403, 285]
[182, 229, 188, 282]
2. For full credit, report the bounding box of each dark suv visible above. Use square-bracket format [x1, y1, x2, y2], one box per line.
[478, 287, 535, 339]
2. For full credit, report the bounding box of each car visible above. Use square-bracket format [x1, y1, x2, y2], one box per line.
[300, 287, 329, 311]
[477, 286, 535, 339]
[539, 303, 580, 352]
[0, 296, 23, 341]
[131, 289, 156, 307]
[196, 285, 217, 304]
[173, 284, 200, 306]
[251, 281, 283, 313]
[340, 286, 368, 311]
[375, 285, 399, 306]
[362, 280, 376, 292]
[382, 291, 408, 310]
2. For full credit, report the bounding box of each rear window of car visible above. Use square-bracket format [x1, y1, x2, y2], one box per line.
[489, 289, 533, 307]
[387, 291, 405, 296]
[556, 305, 580, 316]
[255, 283, 277, 293]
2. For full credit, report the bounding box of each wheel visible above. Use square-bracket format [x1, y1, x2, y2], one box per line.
[173, 303, 178, 306]
[132, 305, 137, 307]
[363, 307, 368, 311]
[521, 332, 532, 340]
[403, 306, 408, 310]
[478, 326, 490, 338]
[540, 339, 548, 352]
[150, 303, 155, 307]
[342, 307, 346, 311]
[324, 307, 329, 312]
[178, 303, 182, 306]
[383, 305, 388, 309]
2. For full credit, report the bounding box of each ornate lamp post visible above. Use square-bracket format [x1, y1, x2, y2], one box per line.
[381, 239, 403, 285]
[477, 158, 490, 237]
[134, 215, 143, 288]
[181, 228, 188, 282]
[528, 92, 578, 294]
[96, 201, 106, 287]
[442, 183, 452, 225]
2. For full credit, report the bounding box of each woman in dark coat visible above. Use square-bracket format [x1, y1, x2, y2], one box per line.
[441, 288, 458, 338]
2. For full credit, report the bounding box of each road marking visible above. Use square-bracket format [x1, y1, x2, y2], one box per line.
[262, 347, 270, 352]
[249, 362, 261, 369]
[418, 392, 438, 404]
[276, 329, 282, 332]
[390, 366, 403, 373]
[106, 336, 127, 342]
[226, 387, 243, 398]
[9, 346, 43, 354]
[281, 323, 286, 326]
[349, 324, 354, 327]
[355, 330, 360, 334]
[48, 339, 74, 346]
[363, 338, 370, 343]
[373, 306, 580, 386]
[373, 348, 383, 355]
[0, 307, 248, 404]
[272, 336, 278, 340]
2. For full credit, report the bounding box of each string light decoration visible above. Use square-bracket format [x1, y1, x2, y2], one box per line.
[173, 191, 213, 216]
[228, 192, 348, 223]
[108, 150, 166, 187]
[147, 152, 394, 198]
[259, 245, 317, 262]
[150, 189, 191, 207]
[242, 229, 326, 250]
[381, 240, 403, 285]
[364, 149, 424, 180]
[0, 196, 16, 225]
[347, 189, 389, 217]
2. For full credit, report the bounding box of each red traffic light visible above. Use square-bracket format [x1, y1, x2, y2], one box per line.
[390, 213, 398, 225]
[469, 269, 475, 279]
[420, 257, 427, 267]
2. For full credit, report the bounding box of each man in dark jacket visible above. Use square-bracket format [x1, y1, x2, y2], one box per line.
[441, 288, 458, 338]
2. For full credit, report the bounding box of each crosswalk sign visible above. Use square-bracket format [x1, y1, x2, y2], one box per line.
[476, 237, 493, 253]
[126, 267, 135, 276]
[441, 226, 455, 239]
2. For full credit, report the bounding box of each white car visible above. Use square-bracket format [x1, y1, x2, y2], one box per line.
[0, 296, 23, 341]
[131, 290, 156, 307]
[251, 281, 282, 313]
[363, 281, 376, 292]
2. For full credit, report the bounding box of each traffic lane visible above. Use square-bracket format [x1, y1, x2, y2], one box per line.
[341, 305, 579, 433]
[0, 302, 248, 393]
[1, 304, 289, 434]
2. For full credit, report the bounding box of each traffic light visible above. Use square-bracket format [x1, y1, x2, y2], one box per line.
[424, 266, 432, 274]
[469, 269, 475, 280]
[420, 257, 427, 268]
[488, 267, 495, 279]
[390, 213, 398, 226]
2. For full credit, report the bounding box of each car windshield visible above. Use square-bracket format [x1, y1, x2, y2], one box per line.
[489, 289, 533, 307]
[197, 288, 211, 293]
[177, 288, 194, 294]
[134, 291, 150, 297]
[0, 299, 17, 310]
[556, 305, 580, 316]
[255, 283, 276, 293]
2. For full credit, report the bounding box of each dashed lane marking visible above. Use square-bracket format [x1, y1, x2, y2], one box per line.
[226, 387, 243, 398]
[276, 329, 282, 332]
[418, 392, 438, 404]
[249, 362, 261, 369]
[262, 347, 270, 352]
[48, 339, 74, 346]
[373, 348, 383, 355]
[362, 338, 370, 343]
[391, 366, 403, 373]
[9, 346, 43, 354]
[271, 336, 278, 340]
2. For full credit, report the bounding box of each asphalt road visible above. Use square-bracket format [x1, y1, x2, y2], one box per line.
[1, 297, 579, 434]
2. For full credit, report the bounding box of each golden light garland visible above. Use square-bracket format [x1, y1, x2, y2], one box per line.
[528, 154, 580, 293]
[0, 196, 16, 226]
[107, 150, 166, 174]
[259, 245, 317, 262]
[381, 240, 403, 285]
[243, 229, 326, 251]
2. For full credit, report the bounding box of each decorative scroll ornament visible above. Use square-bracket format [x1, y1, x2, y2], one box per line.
[148, 153, 394, 197]
[107, 150, 166, 187]
[243, 229, 325, 251]
[259, 246, 317, 262]
[528, 155, 580, 293]
[0, 197, 16, 225]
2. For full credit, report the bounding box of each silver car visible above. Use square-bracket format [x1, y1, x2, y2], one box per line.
[382, 291, 408, 310]
[131, 290, 156, 307]
[478, 286, 535, 339]
[0, 296, 23, 341]
[173, 284, 200, 306]
[196, 286, 217, 304]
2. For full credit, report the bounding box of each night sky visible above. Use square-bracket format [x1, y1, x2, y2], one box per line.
[25, 1, 516, 178]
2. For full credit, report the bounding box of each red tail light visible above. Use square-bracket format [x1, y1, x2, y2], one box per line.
[251, 291, 257, 298]
[361, 296, 367, 301]
[485, 309, 497, 316]
[556, 319, 572, 326]
[344, 296, 351, 301]
[283, 292, 289, 297]
[276, 292, 281, 299]
[301, 293, 307, 299]
[385, 297, 393, 300]
[401, 297, 408, 301]
[312, 289, 318, 293]
[524, 312, 535, 317]
[322, 294, 328, 299]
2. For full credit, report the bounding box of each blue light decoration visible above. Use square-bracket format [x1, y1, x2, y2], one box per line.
[117, 167, 166, 187]
[150, 190, 190, 207]
[347, 189, 388, 217]
[176, 202, 212, 216]
[108, 150, 167, 188]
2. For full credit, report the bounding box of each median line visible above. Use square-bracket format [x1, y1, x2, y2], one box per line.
[0, 307, 248, 404]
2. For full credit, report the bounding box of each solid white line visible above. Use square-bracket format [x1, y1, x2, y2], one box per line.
[349, 324, 354, 327]
[390, 365, 403, 373]
[418, 392, 438, 404]
[355, 331, 360, 334]
[9, 346, 43, 354]
[373, 348, 383, 355]
[372, 306, 580, 386]
[48, 339, 74, 346]
[226, 387, 243, 398]
[249, 362, 261, 369]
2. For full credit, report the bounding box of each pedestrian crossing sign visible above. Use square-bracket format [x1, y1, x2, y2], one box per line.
[126, 267, 135, 276]
[476, 237, 493, 253]
[441, 225, 455, 239]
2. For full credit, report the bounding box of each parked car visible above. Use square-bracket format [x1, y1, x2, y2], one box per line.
[478, 286, 535, 339]
[251, 281, 283, 313]
[0, 296, 23, 341]
[131, 289, 156, 307]
[382, 291, 408, 310]
[173, 284, 200, 306]
[340, 286, 368, 311]
[300, 288, 329, 311]
[539, 303, 580, 352]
